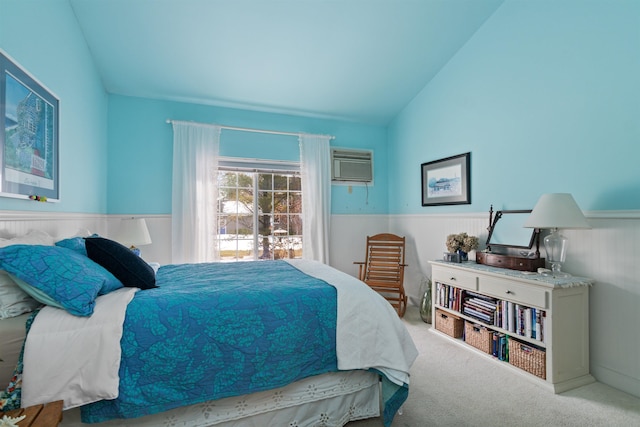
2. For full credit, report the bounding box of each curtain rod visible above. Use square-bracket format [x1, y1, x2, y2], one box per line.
[166, 119, 335, 140]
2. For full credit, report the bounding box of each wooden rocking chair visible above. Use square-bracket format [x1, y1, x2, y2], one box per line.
[354, 233, 408, 317]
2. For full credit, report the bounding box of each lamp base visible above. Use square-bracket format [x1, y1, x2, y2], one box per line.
[541, 270, 571, 278]
[543, 229, 571, 278]
[541, 261, 571, 278]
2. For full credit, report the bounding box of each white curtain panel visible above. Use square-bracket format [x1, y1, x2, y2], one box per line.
[171, 122, 221, 264]
[299, 134, 332, 263]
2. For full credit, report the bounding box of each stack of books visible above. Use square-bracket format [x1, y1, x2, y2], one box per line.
[462, 291, 497, 325]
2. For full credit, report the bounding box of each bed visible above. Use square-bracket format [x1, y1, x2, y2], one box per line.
[0, 231, 418, 427]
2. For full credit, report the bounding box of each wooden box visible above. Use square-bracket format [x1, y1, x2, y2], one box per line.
[435, 309, 463, 338]
[476, 252, 545, 272]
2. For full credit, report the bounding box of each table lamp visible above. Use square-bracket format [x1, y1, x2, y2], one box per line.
[117, 217, 152, 256]
[523, 193, 590, 277]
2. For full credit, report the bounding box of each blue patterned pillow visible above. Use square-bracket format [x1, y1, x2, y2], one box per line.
[0, 245, 123, 316]
[53, 235, 120, 295]
[55, 236, 88, 256]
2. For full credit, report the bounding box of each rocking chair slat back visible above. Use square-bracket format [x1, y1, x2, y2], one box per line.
[354, 233, 408, 317]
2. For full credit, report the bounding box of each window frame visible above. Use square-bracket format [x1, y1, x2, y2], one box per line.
[217, 157, 302, 262]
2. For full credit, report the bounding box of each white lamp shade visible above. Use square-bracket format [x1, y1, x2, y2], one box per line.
[523, 193, 591, 229]
[117, 218, 152, 247]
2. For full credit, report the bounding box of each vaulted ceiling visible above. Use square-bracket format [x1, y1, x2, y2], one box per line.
[70, 0, 504, 125]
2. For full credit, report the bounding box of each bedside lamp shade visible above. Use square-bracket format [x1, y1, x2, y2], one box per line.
[117, 218, 152, 255]
[524, 193, 590, 277]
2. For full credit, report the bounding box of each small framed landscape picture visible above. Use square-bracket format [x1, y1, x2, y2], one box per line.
[421, 152, 470, 206]
[1, 49, 59, 201]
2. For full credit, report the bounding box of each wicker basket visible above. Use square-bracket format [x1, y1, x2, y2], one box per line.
[464, 321, 493, 354]
[435, 309, 463, 338]
[508, 338, 546, 379]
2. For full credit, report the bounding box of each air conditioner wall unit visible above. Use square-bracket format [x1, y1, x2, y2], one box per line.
[331, 148, 373, 183]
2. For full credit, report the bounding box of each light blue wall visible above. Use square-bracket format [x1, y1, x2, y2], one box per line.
[6, 1, 636, 217]
[0, 0, 109, 213]
[388, 0, 640, 214]
[0, 2, 386, 216]
[107, 95, 388, 214]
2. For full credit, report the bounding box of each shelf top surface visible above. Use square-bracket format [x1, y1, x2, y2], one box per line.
[429, 260, 594, 288]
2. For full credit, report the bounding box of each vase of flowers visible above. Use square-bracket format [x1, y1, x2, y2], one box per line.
[445, 232, 479, 262]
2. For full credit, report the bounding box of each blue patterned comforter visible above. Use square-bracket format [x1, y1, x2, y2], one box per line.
[81, 261, 338, 423]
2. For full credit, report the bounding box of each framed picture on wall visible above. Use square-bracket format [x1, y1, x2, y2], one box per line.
[0, 49, 59, 202]
[421, 152, 470, 206]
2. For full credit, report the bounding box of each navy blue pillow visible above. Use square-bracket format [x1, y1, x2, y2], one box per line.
[85, 237, 157, 290]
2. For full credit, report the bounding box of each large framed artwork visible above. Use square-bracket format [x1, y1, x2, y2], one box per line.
[0, 49, 59, 201]
[421, 152, 470, 206]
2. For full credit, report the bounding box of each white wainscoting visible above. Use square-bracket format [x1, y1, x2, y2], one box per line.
[111, 215, 172, 264]
[388, 212, 488, 304]
[0, 211, 109, 240]
[328, 214, 388, 277]
[0, 212, 387, 270]
[0, 211, 172, 265]
[1, 210, 638, 399]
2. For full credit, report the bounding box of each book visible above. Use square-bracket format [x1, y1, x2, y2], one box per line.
[464, 299, 495, 313]
[497, 333, 508, 361]
[467, 295, 496, 308]
[463, 306, 492, 323]
[507, 301, 515, 333]
[465, 290, 497, 303]
[531, 308, 537, 340]
[525, 307, 532, 339]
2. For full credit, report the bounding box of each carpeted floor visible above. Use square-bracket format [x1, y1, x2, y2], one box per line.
[347, 305, 640, 427]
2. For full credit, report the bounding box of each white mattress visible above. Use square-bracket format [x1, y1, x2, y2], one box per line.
[0, 312, 30, 386]
[59, 370, 380, 427]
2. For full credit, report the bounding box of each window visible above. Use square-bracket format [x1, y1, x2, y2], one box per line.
[216, 167, 302, 262]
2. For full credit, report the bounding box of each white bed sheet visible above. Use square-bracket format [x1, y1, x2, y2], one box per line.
[287, 259, 418, 386]
[22, 288, 138, 409]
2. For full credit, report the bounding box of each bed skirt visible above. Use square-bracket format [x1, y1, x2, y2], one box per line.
[59, 370, 381, 427]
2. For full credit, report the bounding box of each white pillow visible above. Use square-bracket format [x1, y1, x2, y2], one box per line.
[0, 230, 55, 319]
[0, 230, 56, 248]
[0, 271, 42, 318]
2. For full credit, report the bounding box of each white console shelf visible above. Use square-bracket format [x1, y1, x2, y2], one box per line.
[429, 260, 595, 393]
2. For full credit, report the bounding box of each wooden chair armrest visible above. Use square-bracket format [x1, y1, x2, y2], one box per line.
[353, 262, 366, 280]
